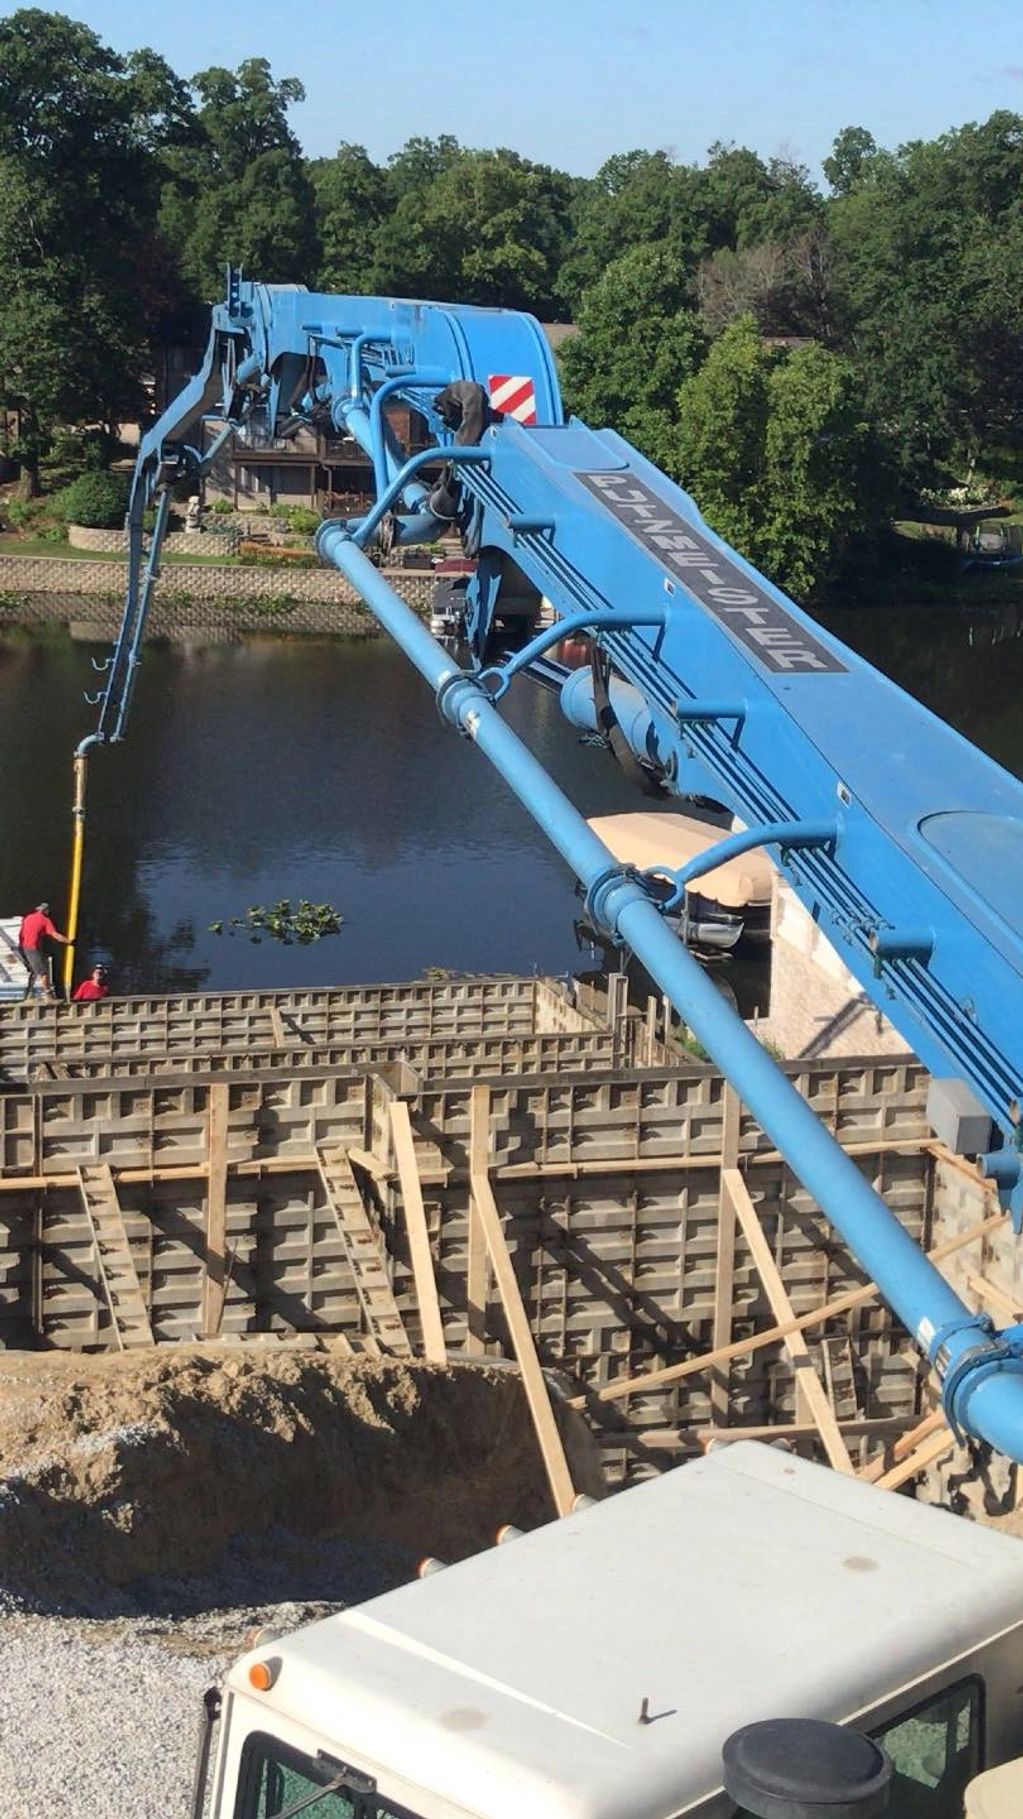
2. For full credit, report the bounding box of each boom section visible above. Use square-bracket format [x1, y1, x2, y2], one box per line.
[455, 418, 1023, 1147]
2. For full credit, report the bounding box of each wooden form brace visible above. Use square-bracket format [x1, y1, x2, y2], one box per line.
[316, 1144, 412, 1356]
[76, 1162, 154, 1349]
[873, 1426, 955, 1492]
[710, 1084, 741, 1425]
[469, 1085, 576, 1518]
[389, 1100, 446, 1364]
[201, 1082, 230, 1337]
[573, 1208, 1008, 1410]
[721, 1167, 854, 1474]
[465, 1084, 490, 1355]
[858, 1408, 948, 1486]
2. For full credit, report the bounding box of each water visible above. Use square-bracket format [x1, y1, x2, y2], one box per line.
[2, 601, 1021, 998]
[0, 629, 643, 994]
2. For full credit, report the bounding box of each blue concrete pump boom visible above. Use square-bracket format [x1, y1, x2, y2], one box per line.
[85, 271, 1023, 1463]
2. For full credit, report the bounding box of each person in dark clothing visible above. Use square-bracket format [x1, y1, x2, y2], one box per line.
[18, 901, 70, 999]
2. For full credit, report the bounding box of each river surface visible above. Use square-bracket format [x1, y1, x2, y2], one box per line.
[1, 601, 1021, 999]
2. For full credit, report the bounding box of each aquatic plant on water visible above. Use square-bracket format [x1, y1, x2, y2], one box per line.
[209, 900, 343, 945]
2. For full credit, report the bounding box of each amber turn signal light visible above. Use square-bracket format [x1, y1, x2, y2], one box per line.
[248, 1658, 280, 1692]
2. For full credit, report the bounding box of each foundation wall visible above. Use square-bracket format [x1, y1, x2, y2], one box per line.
[0, 977, 594, 1084]
[0, 1042, 935, 1481]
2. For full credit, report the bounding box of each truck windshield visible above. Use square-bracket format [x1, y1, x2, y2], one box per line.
[235, 1733, 420, 1819]
[872, 1675, 982, 1817]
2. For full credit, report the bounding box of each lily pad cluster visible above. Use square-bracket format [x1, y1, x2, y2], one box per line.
[209, 900, 343, 945]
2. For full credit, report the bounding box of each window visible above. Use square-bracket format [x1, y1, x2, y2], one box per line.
[872, 1676, 983, 1818]
[235, 1734, 419, 1819]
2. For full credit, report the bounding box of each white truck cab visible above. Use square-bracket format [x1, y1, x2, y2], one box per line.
[196, 1443, 1023, 1818]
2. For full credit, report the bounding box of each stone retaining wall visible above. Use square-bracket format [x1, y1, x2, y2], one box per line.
[0, 557, 434, 639]
[68, 525, 243, 556]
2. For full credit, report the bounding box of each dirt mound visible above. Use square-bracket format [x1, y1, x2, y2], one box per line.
[0, 1348, 603, 1616]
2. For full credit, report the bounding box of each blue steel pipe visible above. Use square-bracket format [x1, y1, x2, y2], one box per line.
[340, 445, 491, 548]
[561, 666, 662, 763]
[367, 373, 449, 497]
[478, 608, 668, 702]
[316, 526, 1023, 1458]
[657, 820, 838, 911]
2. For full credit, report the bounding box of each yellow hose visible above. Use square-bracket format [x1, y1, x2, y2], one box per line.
[63, 751, 88, 995]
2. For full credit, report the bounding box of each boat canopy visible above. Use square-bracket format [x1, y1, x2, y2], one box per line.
[586, 812, 774, 911]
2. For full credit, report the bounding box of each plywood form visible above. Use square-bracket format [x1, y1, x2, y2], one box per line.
[0, 977, 592, 1079]
[28, 1029, 620, 1084]
[0, 1043, 948, 1482]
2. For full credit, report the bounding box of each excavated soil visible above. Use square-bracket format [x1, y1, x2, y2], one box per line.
[0, 1346, 604, 1617]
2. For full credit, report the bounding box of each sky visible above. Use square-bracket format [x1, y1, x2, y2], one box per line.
[5, 0, 1023, 181]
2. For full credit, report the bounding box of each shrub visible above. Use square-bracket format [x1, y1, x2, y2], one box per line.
[57, 470, 131, 529]
[2, 497, 66, 539]
[48, 427, 115, 473]
[209, 499, 235, 516]
[284, 506, 320, 536]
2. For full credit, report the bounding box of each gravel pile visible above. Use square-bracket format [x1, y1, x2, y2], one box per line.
[0, 1561, 406, 1816]
[0, 1614, 233, 1819]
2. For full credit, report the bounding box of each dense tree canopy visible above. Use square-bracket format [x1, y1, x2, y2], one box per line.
[0, 10, 172, 487]
[675, 317, 893, 599]
[559, 245, 706, 467]
[158, 57, 320, 298]
[2, 7, 1023, 596]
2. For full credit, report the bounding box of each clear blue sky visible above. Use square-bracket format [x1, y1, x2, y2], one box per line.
[6, 0, 1023, 180]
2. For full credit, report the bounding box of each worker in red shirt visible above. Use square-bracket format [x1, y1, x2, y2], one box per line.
[18, 901, 70, 999]
[72, 964, 110, 1003]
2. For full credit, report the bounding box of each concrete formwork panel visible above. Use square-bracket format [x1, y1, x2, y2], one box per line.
[0, 978, 590, 1081]
[0, 1000, 944, 1480]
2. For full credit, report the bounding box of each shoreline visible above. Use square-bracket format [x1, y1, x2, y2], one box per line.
[0, 556, 434, 640]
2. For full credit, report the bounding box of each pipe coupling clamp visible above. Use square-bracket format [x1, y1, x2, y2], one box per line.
[435, 670, 489, 734]
[583, 864, 653, 943]
[934, 1315, 1023, 1441]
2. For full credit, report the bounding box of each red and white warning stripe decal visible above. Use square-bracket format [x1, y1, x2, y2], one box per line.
[488, 374, 538, 425]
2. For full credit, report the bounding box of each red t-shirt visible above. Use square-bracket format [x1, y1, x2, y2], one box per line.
[19, 911, 57, 950]
[72, 980, 110, 1002]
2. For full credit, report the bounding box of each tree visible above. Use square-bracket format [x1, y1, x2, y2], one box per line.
[310, 143, 389, 292]
[760, 341, 890, 597]
[558, 244, 706, 467]
[674, 316, 774, 560]
[698, 142, 819, 250]
[385, 133, 463, 199]
[824, 113, 1023, 480]
[558, 150, 706, 308]
[189, 57, 305, 178]
[695, 242, 791, 336]
[823, 126, 878, 196]
[372, 145, 574, 314]
[0, 9, 173, 491]
[675, 316, 889, 600]
[159, 57, 318, 298]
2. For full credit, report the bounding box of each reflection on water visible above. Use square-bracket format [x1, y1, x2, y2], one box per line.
[820, 600, 1023, 777]
[0, 629, 643, 993]
[1, 605, 1019, 999]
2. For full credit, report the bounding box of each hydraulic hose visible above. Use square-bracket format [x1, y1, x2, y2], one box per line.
[62, 742, 97, 994]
